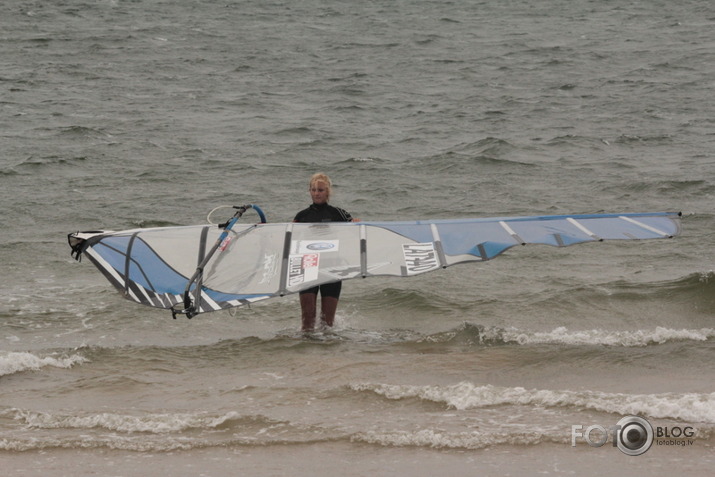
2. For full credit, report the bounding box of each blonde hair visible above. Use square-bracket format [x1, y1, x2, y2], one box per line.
[309, 173, 332, 200]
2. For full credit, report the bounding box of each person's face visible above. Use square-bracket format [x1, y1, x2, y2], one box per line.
[310, 180, 329, 204]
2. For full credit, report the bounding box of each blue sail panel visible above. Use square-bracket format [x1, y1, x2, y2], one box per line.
[124, 239, 191, 295]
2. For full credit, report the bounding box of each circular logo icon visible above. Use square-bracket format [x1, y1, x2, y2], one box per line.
[306, 242, 335, 251]
[616, 416, 653, 456]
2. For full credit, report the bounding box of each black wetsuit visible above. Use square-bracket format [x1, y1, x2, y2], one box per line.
[293, 203, 353, 223]
[293, 203, 353, 298]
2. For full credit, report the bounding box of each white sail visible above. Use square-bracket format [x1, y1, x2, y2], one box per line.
[68, 212, 681, 316]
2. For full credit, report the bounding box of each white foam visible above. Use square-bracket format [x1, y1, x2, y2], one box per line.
[0, 434, 196, 452]
[15, 409, 245, 434]
[0, 410, 294, 451]
[351, 382, 715, 423]
[0, 351, 87, 377]
[503, 326, 715, 347]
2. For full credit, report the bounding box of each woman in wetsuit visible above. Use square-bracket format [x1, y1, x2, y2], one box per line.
[294, 173, 356, 331]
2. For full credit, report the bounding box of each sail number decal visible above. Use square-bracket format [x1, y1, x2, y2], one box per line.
[402, 243, 440, 275]
[288, 253, 319, 287]
[287, 240, 339, 287]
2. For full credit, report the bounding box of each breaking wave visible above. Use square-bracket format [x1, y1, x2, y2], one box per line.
[0, 351, 87, 377]
[420, 322, 715, 347]
[350, 382, 715, 424]
[6, 408, 275, 434]
[0, 408, 340, 452]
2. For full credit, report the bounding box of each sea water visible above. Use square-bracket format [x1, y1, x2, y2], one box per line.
[1, 0, 714, 475]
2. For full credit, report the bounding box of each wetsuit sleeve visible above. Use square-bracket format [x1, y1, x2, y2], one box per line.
[336, 207, 353, 222]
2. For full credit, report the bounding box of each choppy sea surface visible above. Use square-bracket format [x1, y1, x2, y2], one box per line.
[1, 0, 714, 475]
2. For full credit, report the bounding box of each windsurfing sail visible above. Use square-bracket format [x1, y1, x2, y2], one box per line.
[68, 209, 681, 318]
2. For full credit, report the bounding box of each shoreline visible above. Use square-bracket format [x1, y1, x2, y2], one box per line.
[3, 441, 713, 477]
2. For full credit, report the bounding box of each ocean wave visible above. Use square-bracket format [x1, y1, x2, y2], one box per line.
[31, 322, 710, 369]
[56, 125, 114, 139]
[0, 437, 193, 453]
[501, 326, 715, 347]
[195, 322, 715, 354]
[563, 271, 715, 313]
[0, 433, 341, 453]
[336, 156, 385, 166]
[664, 271, 715, 303]
[421, 322, 715, 347]
[613, 133, 674, 145]
[4, 155, 90, 175]
[0, 409, 341, 452]
[7, 408, 273, 434]
[417, 137, 538, 169]
[512, 271, 715, 313]
[0, 351, 87, 377]
[350, 382, 715, 424]
[357, 287, 457, 313]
